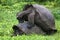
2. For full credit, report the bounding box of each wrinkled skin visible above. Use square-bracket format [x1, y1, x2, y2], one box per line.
[12, 21, 45, 36]
[17, 4, 57, 35]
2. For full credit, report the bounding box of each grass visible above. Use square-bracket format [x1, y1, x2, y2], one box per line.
[0, 2, 60, 40]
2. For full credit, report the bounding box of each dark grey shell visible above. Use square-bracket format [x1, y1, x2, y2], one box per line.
[15, 21, 45, 34]
[27, 4, 57, 34]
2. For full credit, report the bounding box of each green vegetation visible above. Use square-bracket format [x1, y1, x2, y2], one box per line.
[0, 1, 60, 40]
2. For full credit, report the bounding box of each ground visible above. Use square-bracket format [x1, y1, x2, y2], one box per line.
[0, 2, 60, 40]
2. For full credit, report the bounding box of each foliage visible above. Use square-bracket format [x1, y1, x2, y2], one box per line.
[0, 0, 19, 6]
[0, 0, 60, 6]
[52, 7, 60, 20]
